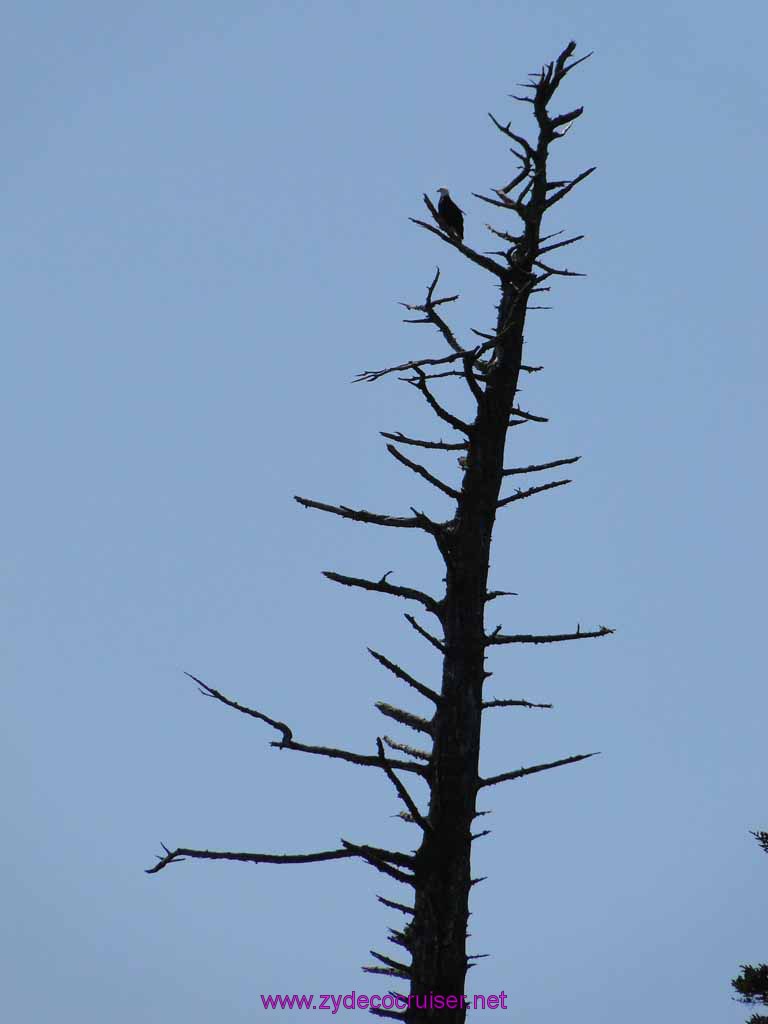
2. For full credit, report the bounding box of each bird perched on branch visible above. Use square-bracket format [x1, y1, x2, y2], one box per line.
[436, 187, 464, 242]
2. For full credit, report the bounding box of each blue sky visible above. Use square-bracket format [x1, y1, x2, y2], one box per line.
[2, 2, 766, 1021]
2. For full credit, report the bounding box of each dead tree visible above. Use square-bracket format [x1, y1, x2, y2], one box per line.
[147, 42, 612, 1023]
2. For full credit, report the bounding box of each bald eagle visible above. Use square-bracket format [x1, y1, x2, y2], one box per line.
[436, 188, 464, 242]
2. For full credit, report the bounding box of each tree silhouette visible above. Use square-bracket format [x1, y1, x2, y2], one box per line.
[732, 831, 768, 1024]
[147, 41, 611, 1023]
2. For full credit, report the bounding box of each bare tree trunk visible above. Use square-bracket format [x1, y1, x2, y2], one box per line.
[147, 42, 611, 1024]
[401, 46, 601, 1021]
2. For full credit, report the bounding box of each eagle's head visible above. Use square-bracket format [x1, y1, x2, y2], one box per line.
[437, 187, 450, 197]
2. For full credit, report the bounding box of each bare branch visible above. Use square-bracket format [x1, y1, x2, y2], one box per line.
[534, 259, 586, 278]
[146, 843, 359, 875]
[549, 105, 584, 130]
[472, 191, 529, 220]
[401, 268, 462, 355]
[531, 42, 590, 105]
[486, 625, 614, 646]
[365, 950, 412, 977]
[469, 331, 542, 375]
[405, 613, 446, 654]
[388, 927, 412, 951]
[480, 751, 599, 789]
[378, 896, 414, 917]
[341, 840, 416, 886]
[377, 738, 430, 832]
[189, 672, 423, 776]
[498, 158, 532, 196]
[409, 268, 458, 308]
[485, 590, 518, 602]
[482, 698, 553, 710]
[537, 234, 584, 255]
[323, 569, 442, 617]
[502, 456, 580, 476]
[377, 702, 434, 737]
[496, 478, 571, 509]
[461, 350, 485, 404]
[466, 333, 544, 374]
[383, 735, 431, 762]
[368, 648, 442, 705]
[190, 673, 428, 775]
[487, 112, 535, 156]
[386, 444, 460, 499]
[413, 195, 509, 278]
[381, 431, 468, 452]
[408, 366, 472, 434]
[510, 406, 548, 423]
[272, 736, 427, 776]
[544, 167, 596, 209]
[512, 177, 534, 206]
[341, 839, 414, 871]
[400, 369, 470, 383]
[561, 49, 594, 75]
[186, 673, 294, 743]
[410, 213, 508, 272]
[484, 223, 524, 244]
[295, 495, 441, 535]
[354, 338, 496, 385]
